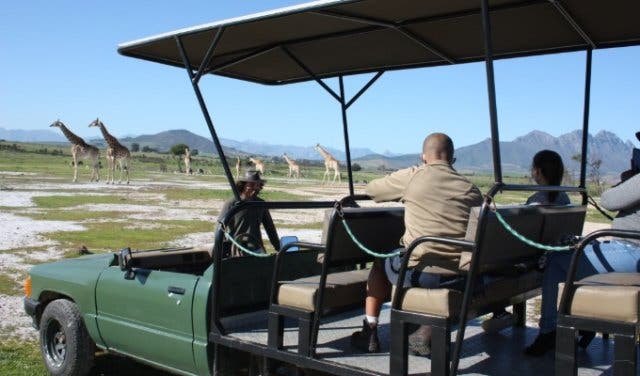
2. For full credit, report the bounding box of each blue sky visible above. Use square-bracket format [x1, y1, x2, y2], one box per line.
[1, 1, 639, 154]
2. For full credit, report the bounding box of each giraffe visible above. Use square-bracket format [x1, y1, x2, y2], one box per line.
[184, 147, 192, 175]
[49, 120, 100, 182]
[235, 156, 241, 180]
[249, 157, 265, 175]
[314, 144, 341, 184]
[282, 153, 300, 179]
[88, 118, 131, 184]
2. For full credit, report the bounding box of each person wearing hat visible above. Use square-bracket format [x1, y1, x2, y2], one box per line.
[219, 170, 280, 257]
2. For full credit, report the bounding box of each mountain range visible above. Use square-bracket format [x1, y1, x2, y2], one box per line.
[1, 126, 636, 176]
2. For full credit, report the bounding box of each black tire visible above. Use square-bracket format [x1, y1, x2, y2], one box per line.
[39, 299, 95, 376]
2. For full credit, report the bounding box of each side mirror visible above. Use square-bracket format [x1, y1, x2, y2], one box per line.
[280, 236, 299, 252]
[118, 248, 135, 279]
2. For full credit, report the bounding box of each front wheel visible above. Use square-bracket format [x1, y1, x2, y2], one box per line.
[39, 299, 95, 376]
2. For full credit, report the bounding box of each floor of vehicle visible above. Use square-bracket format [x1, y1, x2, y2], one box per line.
[224, 304, 638, 375]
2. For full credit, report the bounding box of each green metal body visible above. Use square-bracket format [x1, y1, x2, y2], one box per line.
[27, 254, 212, 376]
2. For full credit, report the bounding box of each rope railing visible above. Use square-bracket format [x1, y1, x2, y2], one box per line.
[340, 219, 401, 258]
[493, 210, 573, 252]
[221, 227, 272, 258]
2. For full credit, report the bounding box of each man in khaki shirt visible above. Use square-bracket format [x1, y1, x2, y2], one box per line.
[351, 133, 483, 354]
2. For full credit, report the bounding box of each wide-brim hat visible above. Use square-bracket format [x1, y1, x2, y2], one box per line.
[239, 170, 266, 183]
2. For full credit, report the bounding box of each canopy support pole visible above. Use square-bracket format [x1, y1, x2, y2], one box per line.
[338, 76, 355, 196]
[450, 1, 500, 376]
[579, 48, 593, 198]
[480, 0, 502, 184]
[283, 46, 383, 196]
[175, 34, 240, 201]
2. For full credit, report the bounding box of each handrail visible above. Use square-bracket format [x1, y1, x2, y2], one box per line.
[558, 229, 640, 315]
[391, 235, 474, 309]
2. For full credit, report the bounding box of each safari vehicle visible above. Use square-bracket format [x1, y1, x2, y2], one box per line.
[24, 1, 640, 375]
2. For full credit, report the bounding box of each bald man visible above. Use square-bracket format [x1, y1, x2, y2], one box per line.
[351, 133, 483, 355]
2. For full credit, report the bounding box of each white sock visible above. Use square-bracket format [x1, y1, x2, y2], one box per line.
[365, 315, 378, 326]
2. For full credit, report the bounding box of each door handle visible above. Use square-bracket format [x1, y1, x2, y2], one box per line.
[167, 286, 186, 295]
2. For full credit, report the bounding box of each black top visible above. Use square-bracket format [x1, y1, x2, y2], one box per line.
[119, 0, 640, 85]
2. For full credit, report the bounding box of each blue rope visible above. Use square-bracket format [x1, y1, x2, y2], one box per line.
[222, 230, 272, 258]
[340, 219, 401, 258]
[493, 210, 572, 252]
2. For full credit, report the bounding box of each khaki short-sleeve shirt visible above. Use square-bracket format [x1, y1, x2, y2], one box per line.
[365, 161, 483, 271]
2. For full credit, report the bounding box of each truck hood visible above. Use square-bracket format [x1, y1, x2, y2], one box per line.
[29, 253, 116, 302]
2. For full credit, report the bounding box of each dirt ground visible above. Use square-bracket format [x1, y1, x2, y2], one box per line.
[0, 171, 609, 342]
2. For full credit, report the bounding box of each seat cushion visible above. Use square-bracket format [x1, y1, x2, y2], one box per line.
[277, 269, 370, 312]
[400, 270, 542, 318]
[559, 272, 640, 324]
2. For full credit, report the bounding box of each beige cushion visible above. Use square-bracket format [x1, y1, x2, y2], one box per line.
[400, 270, 542, 318]
[559, 272, 640, 324]
[277, 269, 370, 312]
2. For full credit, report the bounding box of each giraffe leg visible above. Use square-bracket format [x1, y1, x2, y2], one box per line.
[109, 157, 115, 184]
[72, 152, 78, 183]
[125, 159, 130, 184]
[94, 157, 100, 182]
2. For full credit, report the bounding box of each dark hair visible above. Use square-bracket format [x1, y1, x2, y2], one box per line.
[532, 150, 564, 202]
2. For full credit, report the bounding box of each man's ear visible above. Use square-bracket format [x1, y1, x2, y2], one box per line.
[421, 153, 427, 164]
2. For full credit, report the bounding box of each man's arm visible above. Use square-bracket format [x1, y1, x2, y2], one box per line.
[600, 173, 640, 211]
[262, 210, 281, 251]
[365, 166, 416, 203]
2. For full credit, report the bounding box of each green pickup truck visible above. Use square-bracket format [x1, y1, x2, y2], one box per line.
[24, 245, 321, 376]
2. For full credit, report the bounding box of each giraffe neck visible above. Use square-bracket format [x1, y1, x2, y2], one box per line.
[58, 124, 88, 147]
[317, 146, 334, 161]
[99, 124, 120, 148]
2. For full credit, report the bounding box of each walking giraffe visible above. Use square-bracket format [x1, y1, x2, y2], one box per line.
[249, 157, 265, 175]
[282, 153, 300, 179]
[235, 156, 241, 180]
[314, 144, 341, 184]
[184, 147, 192, 175]
[88, 118, 131, 184]
[49, 120, 100, 182]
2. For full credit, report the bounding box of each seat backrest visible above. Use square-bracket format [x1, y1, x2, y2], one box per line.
[323, 207, 405, 267]
[461, 204, 586, 273]
[538, 204, 586, 245]
[219, 250, 322, 315]
[462, 205, 544, 272]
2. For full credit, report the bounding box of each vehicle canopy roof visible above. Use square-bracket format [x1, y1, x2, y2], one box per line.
[119, 0, 640, 85]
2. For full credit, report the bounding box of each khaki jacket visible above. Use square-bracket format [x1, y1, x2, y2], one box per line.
[365, 161, 482, 271]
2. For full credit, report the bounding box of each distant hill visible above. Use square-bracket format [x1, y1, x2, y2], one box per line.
[455, 130, 633, 177]
[354, 130, 635, 177]
[0, 127, 65, 143]
[116, 129, 376, 160]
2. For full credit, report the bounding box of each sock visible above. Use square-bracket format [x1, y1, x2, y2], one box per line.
[365, 315, 378, 326]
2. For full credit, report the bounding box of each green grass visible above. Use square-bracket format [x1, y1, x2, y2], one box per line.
[0, 341, 47, 376]
[161, 187, 307, 202]
[32, 195, 133, 209]
[48, 220, 216, 252]
[277, 221, 325, 230]
[22, 210, 125, 222]
[0, 273, 22, 295]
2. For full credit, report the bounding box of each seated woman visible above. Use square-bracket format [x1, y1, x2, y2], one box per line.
[483, 150, 570, 333]
[524, 168, 640, 356]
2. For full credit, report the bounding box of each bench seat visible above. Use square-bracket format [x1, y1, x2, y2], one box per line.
[277, 269, 370, 313]
[400, 270, 542, 318]
[559, 272, 640, 324]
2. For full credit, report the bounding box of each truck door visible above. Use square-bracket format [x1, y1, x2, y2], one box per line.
[95, 266, 199, 374]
